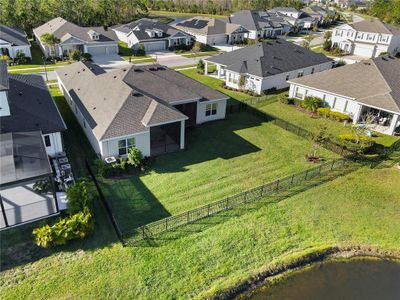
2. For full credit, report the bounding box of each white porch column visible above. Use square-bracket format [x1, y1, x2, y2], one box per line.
[352, 103, 363, 124]
[217, 65, 221, 79]
[388, 114, 399, 136]
[180, 120, 185, 150]
[204, 61, 208, 75]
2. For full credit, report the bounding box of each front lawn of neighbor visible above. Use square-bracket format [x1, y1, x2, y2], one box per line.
[99, 112, 338, 233]
[2, 165, 399, 299]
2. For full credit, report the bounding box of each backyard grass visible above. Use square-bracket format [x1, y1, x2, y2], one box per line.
[99, 112, 338, 233]
[1, 165, 399, 299]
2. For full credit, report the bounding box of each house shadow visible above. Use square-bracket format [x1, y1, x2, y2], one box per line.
[149, 111, 264, 174]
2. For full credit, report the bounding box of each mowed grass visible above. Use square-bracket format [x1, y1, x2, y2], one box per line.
[2, 166, 400, 299]
[258, 101, 400, 147]
[99, 112, 338, 232]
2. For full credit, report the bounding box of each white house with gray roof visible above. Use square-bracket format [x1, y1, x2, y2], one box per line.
[0, 24, 31, 59]
[56, 62, 228, 158]
[113, 18, 192, 51]
[332, 20, 400, 58]
[204, 40, 333, 95]
[33, 17, 118, 57]
[288, 56, 400, 136]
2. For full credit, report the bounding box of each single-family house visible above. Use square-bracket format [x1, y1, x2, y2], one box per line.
[0, 60, 67, 157]
[56, 62, 229, 159]
[269, 7, 318, 30]
[301, 6, 336, 26]
[288, 56, 400, 135]
[174, 16, 249, 45]
[113, 18, 192, 51]
[226, 10, 292, 40]
[204, 40, 333, 95]
[332, 20, 400, 58]
[33, 17, 119, 57]
[0, 24, 32, 59]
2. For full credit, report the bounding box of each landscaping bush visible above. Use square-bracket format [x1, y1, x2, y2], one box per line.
[293, 98, 303, 107]
[69, 50, 81, 61]
[135, 44, 146, 56]
[335, 59, 346, 67]
[303, 96, 323, 112]
[33, 180, 51, 194]
[66, 181, 91, 215]
[197, 59, 205, 74]
[15, 52, 28, 64]
[32, 207, 93, 248]
[80, 53, 92, 62]
[127, 146, 144, 168]
[335, 134, 376, 154]
[316, 108, 352, 122]
[280, 97, 295, 105]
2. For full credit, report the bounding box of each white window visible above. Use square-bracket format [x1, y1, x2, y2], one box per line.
[44, 135, 51, 147]
[332, 97, 337, 109]
[297, 71, 303, 78]
[205, 103, 217, 116]
[118, 137, 135, 156]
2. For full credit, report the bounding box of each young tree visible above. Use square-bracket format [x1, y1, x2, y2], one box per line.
[40, 33, 60, 57]
[197, 59, 205, 74]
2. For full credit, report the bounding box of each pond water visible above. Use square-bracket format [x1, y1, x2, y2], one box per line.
[247, 259, 400, 300]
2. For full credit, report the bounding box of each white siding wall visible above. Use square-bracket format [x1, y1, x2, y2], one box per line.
[6, 45, 32, 59]
[196, 99, 227, 124]
[113, 30, 129, 43]
[101, 131, 151, 158]
[42, 132, 63, 157]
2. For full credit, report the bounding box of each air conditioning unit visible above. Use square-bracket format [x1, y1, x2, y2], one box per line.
[105, 156, 117, 164]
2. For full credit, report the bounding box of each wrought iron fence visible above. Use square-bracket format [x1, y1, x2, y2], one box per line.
[124, 158, 349, 245]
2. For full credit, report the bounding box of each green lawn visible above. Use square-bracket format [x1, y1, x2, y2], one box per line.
[258, 101, 399, 147]
[99, 112, 338, 233]
[2, 165, 399, 299]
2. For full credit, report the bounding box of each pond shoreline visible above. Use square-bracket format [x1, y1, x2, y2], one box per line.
[213, 245, 400, 300]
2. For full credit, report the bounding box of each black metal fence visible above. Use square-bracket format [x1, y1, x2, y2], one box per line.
[124, 158, 349, 245]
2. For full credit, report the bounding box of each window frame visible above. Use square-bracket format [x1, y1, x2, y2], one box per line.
[205, 103, 218, 117]
[44, 135, 51, 147]
[118, 137, 135, 156]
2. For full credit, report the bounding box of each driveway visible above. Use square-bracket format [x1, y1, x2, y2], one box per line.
[147, 51, 207, 67]
[91, 54, 130, 72]
[213, 44, 242, 52]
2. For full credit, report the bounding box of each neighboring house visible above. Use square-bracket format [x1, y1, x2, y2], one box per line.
[204, 40, 333, 95]
[301, 6, 336, 25]
[226, 10, 292, 40]
[56, 62, 228, 159]
[269, 7, 318, 30]
[174, 16, 249, 45]
[0, 24, 31, 59]
[0, 131, 60, 229]
[332, 20, 400, 58]
[113, 18, 192, 51]
[288, 56, 400, 136]
[33, 17, 118, 57]
[0, 61, 67, 157]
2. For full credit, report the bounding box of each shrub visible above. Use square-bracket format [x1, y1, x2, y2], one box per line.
[32, 208, 93, 248]
[293, 98, 303, 107]
[316, 107, 352, 122]
[135, 44, 146, 56]
[280, 97, 295, 105]
[69, 50, 81, 61]
[303, 96, 323, 112]
[15, 52, 28, 64]
[33, 180, 51, 194]
[127, 146, 144, 168]
[197, 59, 205, 74]
[335, 59, 346, 67]
[323, 39, 332, 51]
[316, 107, 331, 117]
[66, 181, 90, 215]
[335, 134, 376, 154]
[80, 52, 92, 62]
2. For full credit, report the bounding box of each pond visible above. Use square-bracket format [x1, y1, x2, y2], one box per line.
[247, 258, 400, 300]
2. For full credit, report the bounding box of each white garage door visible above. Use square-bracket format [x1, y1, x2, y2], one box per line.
[144, 41, 167, 52]
[353, 44, 375, 58]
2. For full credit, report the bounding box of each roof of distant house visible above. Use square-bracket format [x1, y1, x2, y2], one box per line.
[0, 63, 67, 134]
[56, 62, 228, 140]
[33, 17, 118, 43]
[205, 40, 333, 78]
[289, 56, 400, 113]
[273, 7, 301, 13]
[175, 16, 248, 35]
[113, 18, 191, 42]
[227, 10, 286, 31]
[0, 24, 30, 47]
[349, 20, 400, 35]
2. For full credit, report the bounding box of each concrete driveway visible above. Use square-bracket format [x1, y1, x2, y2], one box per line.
[147, 51, 206, 67]
[213, 44, 242, 52]
[91, 54, 130, 72]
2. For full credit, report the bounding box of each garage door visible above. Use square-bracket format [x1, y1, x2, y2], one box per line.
[144, 41, 167, 52]
[353, 44, 375, 58]
[86, 45, 118, 55]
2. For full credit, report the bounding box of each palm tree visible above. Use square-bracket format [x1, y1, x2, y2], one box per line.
[40, 33, 60, 57]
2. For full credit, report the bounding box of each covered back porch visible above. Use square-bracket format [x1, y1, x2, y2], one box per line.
[356, 105, 400, 136]
[150, 120, 186, 156]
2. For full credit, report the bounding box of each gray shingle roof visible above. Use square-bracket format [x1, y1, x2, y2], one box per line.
[350, 20, 400, 35]
[289, 56, 400, 113]
[205, 40, 333, 77]
[114, 18, 191, 42]
[0, 24, 30, 46]
[227, 10, 285, 31]
[33, 17, 118, 44]
[57, 62, 226, 140]
[0, 60, 9, 91]
[0, 69, 67, 134]
[175, 17, 247, 35]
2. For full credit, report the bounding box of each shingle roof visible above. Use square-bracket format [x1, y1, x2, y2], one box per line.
[113, 18, 191, 42]
[175, 17, 247, 35]
[227, 10, 285, 31]
[56, 62, 226, 140]
[350, 20, 400, 35]
[205, 40, 333, 77]
[289, 56, 400, 113]
[0, 69, 67, 134]
[0, 24, 30, 46]
[33, 17, 118, 44]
